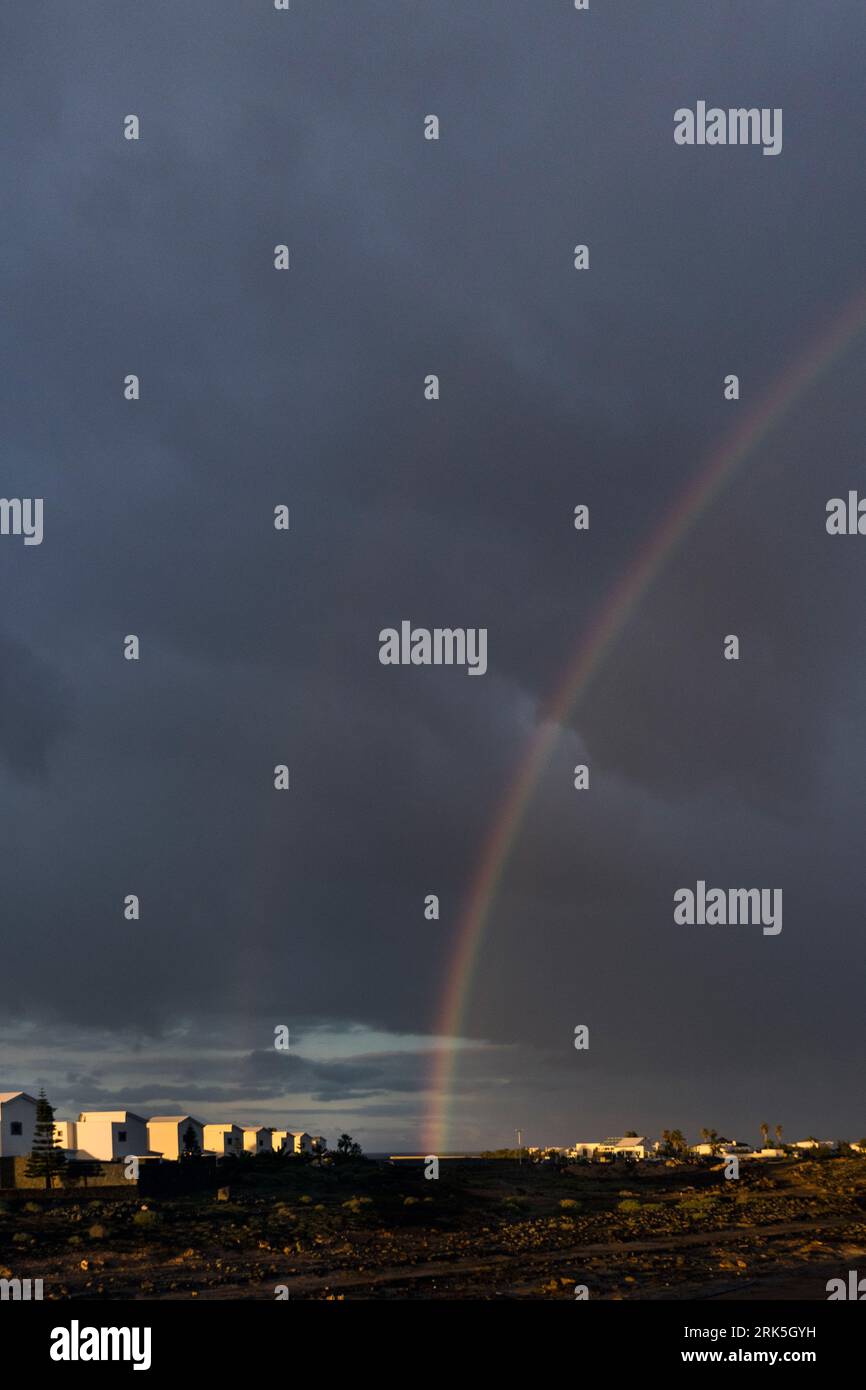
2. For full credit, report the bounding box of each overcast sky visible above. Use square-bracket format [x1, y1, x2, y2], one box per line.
[2, 0, 865, 1151]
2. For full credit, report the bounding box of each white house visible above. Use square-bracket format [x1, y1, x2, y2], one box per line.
[242, 1126, 273, 1155]
[203, 1123, 244, 1157]
[0, 1092, 38, 1157]
[74, 1111, 150, 1161]
[596, 1136, 652, 1160]
[146, 1116, 205, 1160]
[271, 1130, 324, 1155]
[793, 1139, 837, 1152]
[569, 1141, 601, 1159]
[53, 1119, 78, 1155]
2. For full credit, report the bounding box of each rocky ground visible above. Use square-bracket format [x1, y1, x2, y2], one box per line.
[2, 1154, 864, 1300]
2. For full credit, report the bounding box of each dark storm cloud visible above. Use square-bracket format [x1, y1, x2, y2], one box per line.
[51, 1048, 435, 1110]
[2, 0, 865, 1145]
[0, 631, 71, 777]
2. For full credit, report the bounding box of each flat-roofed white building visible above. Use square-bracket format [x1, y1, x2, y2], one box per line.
[569, 1141, 601, 1159]
[53, 1119, 78, 1155]
[74, 1111, 150, 1161]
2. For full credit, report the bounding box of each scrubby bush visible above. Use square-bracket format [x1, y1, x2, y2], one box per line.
[342, 1196, 373, 1215]
[678, 1194, 717, 1217]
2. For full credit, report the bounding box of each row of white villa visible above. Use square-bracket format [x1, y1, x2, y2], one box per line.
[0, 1092, 325, 1164]
[531, 1135, 864, 1162]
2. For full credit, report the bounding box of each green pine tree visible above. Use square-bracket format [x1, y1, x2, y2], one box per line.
[25, 1089, 66, 1190]
[180, 1124, 202, 1159]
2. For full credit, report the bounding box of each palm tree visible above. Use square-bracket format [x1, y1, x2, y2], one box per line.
[661, 1129, 687, 1157]
[774, 1124, 784, 1148]
[760, 1122, 770, 1148]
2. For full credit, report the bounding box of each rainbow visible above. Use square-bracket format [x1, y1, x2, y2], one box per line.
[424, 285, 866, 1154]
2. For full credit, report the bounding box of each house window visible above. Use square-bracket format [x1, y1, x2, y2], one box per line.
[118, 1130, 127, 1142]
[10, 1122, 23, 1136]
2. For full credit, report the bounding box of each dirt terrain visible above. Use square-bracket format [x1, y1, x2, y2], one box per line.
[2, 1155, 864, 1300]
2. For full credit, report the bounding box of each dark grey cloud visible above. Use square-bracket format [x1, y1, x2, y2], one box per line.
[0, 631, 71, 777]
[1, 0, 865, 1147]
